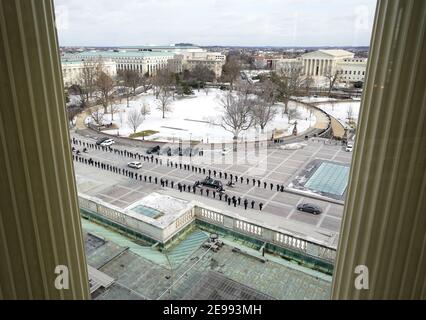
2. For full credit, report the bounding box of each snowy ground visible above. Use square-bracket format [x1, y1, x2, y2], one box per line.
[297, 96, 338, 104]
[315, 101, 361, 128]
[87, 89, 317, 143]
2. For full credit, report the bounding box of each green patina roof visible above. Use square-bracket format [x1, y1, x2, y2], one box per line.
[64, 51, 175, 59]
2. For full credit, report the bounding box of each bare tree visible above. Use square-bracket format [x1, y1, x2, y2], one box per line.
[141, 102, 151, 118]
[79, 58, 104, 101]
[67, 84, 87, 109]
[271, 65, 305, 115]
[139, 73, 152, 93]
[190, 65, 216, 92]
[221, 56, 241, 91]
[90, 107, 104, 126]
[67, 104, 82, 128]
[97, 71, 114, 114]
[156, 87, 173, 119]
[251, 81, 279, 133]
[118, 69, 142, 95]
[220, 91, 254, 141]
[153, 69, 175, 99]
[287, 107, 302, 124]
[303, 76, 315, 96]
[325, 69, 341, 96]
[126, 108, 144, 134]
[109, 103, 120, 121]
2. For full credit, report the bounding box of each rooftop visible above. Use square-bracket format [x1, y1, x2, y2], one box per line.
[83, 219, 332, 300]
[318, 49, 355, 57]
[63, 51, 176, 59]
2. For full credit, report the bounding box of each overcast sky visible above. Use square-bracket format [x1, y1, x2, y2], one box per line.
[54, 0, 377, 47]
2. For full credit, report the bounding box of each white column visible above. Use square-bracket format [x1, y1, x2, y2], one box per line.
[332, 0, 426, 299]
[0, 0, 90, 299]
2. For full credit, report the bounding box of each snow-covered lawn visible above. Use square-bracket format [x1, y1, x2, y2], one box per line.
[316, 101, 361, 128]
[87, 89, 317, 143]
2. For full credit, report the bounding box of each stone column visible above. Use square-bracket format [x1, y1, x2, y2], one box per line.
[332, 0, 426, 299]
[0, 0, 90, 299]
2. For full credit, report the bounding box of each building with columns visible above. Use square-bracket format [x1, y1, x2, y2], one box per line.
[62, 51, 175, 77]
[61, 59, 117, 87]
[63, 48, 227, 79]
[273, 49, 368, 83]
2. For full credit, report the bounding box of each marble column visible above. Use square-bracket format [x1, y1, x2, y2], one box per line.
[0, 0, 90, 299]
[332, 0, 426, 299]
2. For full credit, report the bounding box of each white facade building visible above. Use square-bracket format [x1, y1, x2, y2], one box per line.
[273, 49, 368, 83]
[63, 48, 226, 79]
[62, 51, 175, 77]
[61, 59, 117, 87]
[169, 51, 226, 78]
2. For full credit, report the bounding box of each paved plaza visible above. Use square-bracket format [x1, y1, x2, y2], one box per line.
[72, 131, 353, 248]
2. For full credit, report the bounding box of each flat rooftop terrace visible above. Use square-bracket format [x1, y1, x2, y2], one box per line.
[83, 219, 332, 300]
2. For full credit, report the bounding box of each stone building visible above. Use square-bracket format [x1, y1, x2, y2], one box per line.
[273, 49, 368, 83]
[61, 59, 117, 87]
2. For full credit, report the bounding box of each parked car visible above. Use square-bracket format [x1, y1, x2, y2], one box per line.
[128, 162, 142, 169]
[297, 203, 323, 215]
[100, 139, 115, 147]
[147, 145, 160, 155]
[346, 143, 354, 152]
[195, 177, 224, 192]
[96, 137, 109, 145]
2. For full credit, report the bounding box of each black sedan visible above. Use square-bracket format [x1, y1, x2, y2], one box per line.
[194, 177, 224, 192]
[147, 145, 161, 155]
[297, 203, 323, 215]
